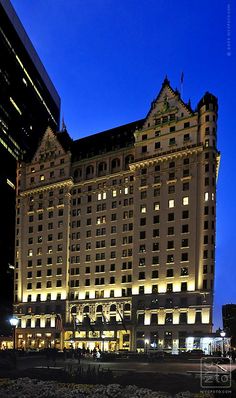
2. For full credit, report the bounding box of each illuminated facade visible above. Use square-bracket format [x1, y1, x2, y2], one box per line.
[14, 79, 219, 352]
[0, 0, 60, 332]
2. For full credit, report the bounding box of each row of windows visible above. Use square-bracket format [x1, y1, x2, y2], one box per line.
[30, 159, 65, 173]
[72, 195, 191, 215]
[25, 279, 192, 292]
[137, 312, 201, 325]
[71, 178, 134, 196]
[140, 134, 192, 154]
[140, 160, 190, 173]
[24, 259, 212, 276]
[67, 268, 189, 281]
[25, 239, 213, 260]
[140, 170, 190, 185]
[27, 280, 62, 289]
[26, 268, 62, 278]
[25, 179, 212, 214]
[24, 204, 214, 231]
[70, 211, 190, 235]
[28, 189, 64, 199]
[20, 312, 204, 328]
[22, 293, 204, 309]
[73, 157, 134, 179]
[28, 206, 64, 213]
[27, 257, 63, 266]
[29, 168, 65, 184]
[24, 218, 214, 240]
[26, 295, 62, 304]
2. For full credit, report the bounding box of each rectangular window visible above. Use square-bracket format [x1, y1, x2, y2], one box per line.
[167, 283, 173, 292]
[152, 242, 159, 251]
[181, 253, 189, 262]
[182, 195, 189, 206]
[152, 270, 159, 278]
[182, 210, 189, 219]
[168, 185, 175, 194]
[152, 256, 159, 264]
[139, 272, 146, 280]
[182, 224, 189, 233]
[141, 145, 147, 153]
[167, 254, 174, 263]
[168, 213, 174, 221]
[183, 133, 190, 141]
[166, 269, 174, 277]
[140, 205, 146, 213]
[183, 182, 189, 191]
[181, 267, 189, 276]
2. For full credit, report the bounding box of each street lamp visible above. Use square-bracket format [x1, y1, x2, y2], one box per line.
[101, 333, 105, 351]
[144, 338, 149, 354]
[9, 317, 19, 350]
[220, 330, 226, 356]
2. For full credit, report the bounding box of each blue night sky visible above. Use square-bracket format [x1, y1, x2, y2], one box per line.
[12, 0, 235, 330]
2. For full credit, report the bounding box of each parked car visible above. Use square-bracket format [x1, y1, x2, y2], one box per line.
[189, 349, 205, 356]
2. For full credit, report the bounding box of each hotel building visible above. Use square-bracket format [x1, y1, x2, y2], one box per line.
[14, 78, 219, 353]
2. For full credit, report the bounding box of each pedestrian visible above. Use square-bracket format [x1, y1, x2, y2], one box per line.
[92, 347, 97, 360]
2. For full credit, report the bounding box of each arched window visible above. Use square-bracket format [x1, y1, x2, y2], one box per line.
[83, 305, 89, 313]
[98, 162, 107, 175]
[96, 305, 103, 313]
[71, 305, 77, 315]
[110, 304, 116, 312]
[86, 165, 94, 178]
[74, 168, 82, 179]
[125, 155, 134, 169]
[111, 158, 120, 170]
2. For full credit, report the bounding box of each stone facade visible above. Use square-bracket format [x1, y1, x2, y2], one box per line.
[14, 79, 220, 352]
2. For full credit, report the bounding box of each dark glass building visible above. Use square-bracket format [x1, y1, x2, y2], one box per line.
[222, 304, 236, 348]
[0, 0, 60, 333]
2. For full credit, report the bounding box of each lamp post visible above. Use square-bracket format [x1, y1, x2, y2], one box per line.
[145, 338, 149, 354]
[101, 333, 105, 351]
[220, 331, 226, 356]
[71, 306, 77, 348]
[9, 317, 19, 350]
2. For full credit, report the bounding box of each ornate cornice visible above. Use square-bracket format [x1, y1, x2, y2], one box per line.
[129, 143, 203, 170]
[20, 178, 73, 197]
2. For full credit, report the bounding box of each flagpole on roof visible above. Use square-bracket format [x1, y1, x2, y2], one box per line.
[180, 72, 184, 99]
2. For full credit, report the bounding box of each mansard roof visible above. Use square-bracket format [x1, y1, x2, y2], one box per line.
[55, 130, 73, 152]
[72, 119, 144, 161]
[24, 77, 204, 163]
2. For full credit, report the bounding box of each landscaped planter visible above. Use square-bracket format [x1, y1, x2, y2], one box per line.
[0, 378, 214, 398]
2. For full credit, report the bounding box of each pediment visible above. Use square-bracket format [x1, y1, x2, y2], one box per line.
[143, 79, 193, 129]
[32, 127, 66, 163]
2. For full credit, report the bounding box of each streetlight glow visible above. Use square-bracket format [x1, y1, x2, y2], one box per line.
[9, 317, 19, 327]
[9, 317, 19, 350]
